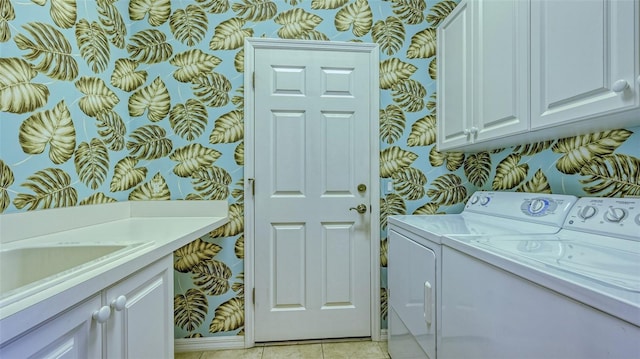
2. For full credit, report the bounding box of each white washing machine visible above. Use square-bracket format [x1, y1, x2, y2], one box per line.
[387, 191, 577, 359]
[440, 197, 640, 358]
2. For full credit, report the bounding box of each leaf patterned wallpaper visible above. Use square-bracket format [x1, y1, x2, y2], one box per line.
[1, 0, 638, 339]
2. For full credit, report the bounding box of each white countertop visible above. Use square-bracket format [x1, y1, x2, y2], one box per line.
[0, 201, 228, 342]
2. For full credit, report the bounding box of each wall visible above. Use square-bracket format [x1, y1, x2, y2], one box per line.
[1, 0, 638, 339]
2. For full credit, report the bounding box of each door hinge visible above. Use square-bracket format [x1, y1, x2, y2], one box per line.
[252, 288, 255, 306]
[252, 72, 255, 90]
[248, 178, 255, 196]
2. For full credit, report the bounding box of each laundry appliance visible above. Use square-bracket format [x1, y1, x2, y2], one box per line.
[440, 197, 640, 358]
[387, 191, 577, 359]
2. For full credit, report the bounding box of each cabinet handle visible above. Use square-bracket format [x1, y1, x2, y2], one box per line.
[424, 281, 433, 326]
[612, 79, 629, 93]
[110, 295, 127, 311]
[92, 305, 111, 323]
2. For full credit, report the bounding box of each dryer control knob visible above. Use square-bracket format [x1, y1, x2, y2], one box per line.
[469, 195, 479, 204]
[604, 208, 627, 223]
[528, 199, 548, 214]
[578, 206, 597, 220]
[479, 196, 490, 205]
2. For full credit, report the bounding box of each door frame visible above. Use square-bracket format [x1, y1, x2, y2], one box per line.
[243, 38, 380, 347]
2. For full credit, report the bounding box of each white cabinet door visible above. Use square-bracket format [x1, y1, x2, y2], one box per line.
[0, 295, 102, 359]
[437, 1, 472, 150]
[531, 0, 639, 129]
[105, 256, 173, 359]
[473, 0, 529, 143]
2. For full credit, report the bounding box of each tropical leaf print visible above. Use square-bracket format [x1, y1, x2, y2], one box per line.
[390, 0, 425, 25]
[429, 147, 464, 171]
[235, 235, 244, 259]
[209, 297, 244, 333]
[170, 5, 208, 47]
[413, 202, 440, 215]
[311, 0, 348, 9]
[298, 30, 329, 41]
[234, 49, 244, 72]
[175, 288, 208, 332]
[74, 138, 109, 190]
[128, 77, 170, 122]
[192, 73, 231, 108]
[380, 288, 388, 321]
[392, 79, 425, 112]
[232, 0, 277, 22]
[391, 167, 426, 200]
[429, 58, 436, 80]
[170, 99, 208, 141]
[427, 174, 467, 206]
[406, 114, 436, 147]
[492, 153, 529, 190]
[334, 0, 373, 37]
[464, 151, 491, 187]
[191, 166, 231, 200]
[19, 101, 75, 165]
[380, 58, 416, 90]
[196, 0, 230, 13]
[13, 168, 77, 210]
[110, 157, 147, 192]
[75, 77, 119, 117]
[193, 259, 232, 296]
[232, 272, 244, 296]
[97, 0, 126, 49]
[380, 104, 405, 144]
[14, 22, 78, 81]
[235, 141, 244, 166]
[128, 172, 170, 200]
[209, 18, 252, 50]
[0, 160, 14, 213]
[274, 8, 322, 39]
[372, 17, 405, 56]
[209, 110, 243, 144]
[580, 154, 640, 197]
[127, 125, 173, 160]
[380, 146, 418, 178]
[552, 129, 632, 174]
[0, 58, 49, 114]
[231, 177, 244, 203]
[513, 140, 554, 156]
[96, 110, 126, 151]
[427, 0, 457, 26]
[210, 203, 244, 237]
[79, 192, 117, 205]
[174, 238, 223, 273]
[232, 86, 244, 109]
[381, 193, 406, 230]
[426, 91, 436, 111]
[110, 58, 147, 92]
[380, 237, 388, 267]
[129, 0, 171, 26]
[407, 27, 436, 59]
[170, 49, 222, 83]
[516, 169, 551, 194]
[50, 0, 76, 29]
[0, 0, 16, 43]
[75, 19, 110, 74]
[170, 144, 222, 178]
[127, 29, 173, 64]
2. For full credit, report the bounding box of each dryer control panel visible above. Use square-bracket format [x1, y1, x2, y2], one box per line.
[564, 197, 640, 240]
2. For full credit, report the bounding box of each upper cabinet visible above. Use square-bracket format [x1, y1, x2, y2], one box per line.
[437, 0, 640, 152]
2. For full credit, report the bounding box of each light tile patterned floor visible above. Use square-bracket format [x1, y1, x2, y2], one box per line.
[176, 340, 390, 359]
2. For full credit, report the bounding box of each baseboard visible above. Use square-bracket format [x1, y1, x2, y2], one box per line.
[379, 329, 388, 341]
[174, 336, 245, 353]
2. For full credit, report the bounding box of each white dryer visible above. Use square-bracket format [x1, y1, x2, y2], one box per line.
[387, 191, 577, 359]
[440, 197, 640, 358]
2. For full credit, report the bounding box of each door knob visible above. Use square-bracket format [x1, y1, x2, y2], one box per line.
[349, 204, 367, 214]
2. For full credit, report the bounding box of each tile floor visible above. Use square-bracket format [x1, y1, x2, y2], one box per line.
[175, 340, 390, 359]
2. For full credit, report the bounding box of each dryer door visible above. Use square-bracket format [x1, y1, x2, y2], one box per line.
[389, 229, 437, 359]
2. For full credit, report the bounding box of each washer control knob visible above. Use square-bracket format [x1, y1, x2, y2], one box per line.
[528, 199, 547, 214]
[480, 196, 490, 205]
[469, 195, 479, 204]
[578, 205, 597, 220]
[604, 207, 627, 223]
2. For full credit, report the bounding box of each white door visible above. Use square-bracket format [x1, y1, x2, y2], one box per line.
[530, 0, 638, 129]
[249, 40, 376, 342]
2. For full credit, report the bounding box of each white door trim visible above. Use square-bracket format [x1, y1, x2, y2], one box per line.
[244, 37, 380, 347]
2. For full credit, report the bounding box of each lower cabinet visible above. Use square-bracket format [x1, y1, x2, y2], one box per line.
[0, 255, 173, 359]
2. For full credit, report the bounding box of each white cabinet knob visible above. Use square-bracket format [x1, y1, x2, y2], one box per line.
[612, 79, 629, 93]
[470, 126, 479, 135]
[110, 295, 127, 311]
[92, 306, 111, 323]
[463, 128, 471, 136]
